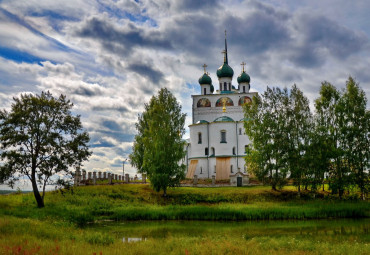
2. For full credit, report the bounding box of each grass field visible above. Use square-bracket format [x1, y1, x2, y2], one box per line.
[0, 184, 369, 254]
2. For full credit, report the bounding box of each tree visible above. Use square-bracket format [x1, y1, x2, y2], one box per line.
[341, 77, 369, 200]
[0, 91, 91, 207]
[314, 82, 348, 198]
[130, 88, 186, 196]
[286, 85, 312, 195]
[244, 87, 290, 190]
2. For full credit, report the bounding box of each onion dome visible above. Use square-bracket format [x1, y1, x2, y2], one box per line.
[217, 62, 234, 78]
[214, 116, 234, 122]
[198, 73, 212, 85]
[237, 71, 250, 84]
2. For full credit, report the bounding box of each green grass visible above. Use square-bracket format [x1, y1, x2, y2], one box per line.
[0, 185, 369, 254]
[1, 185, 369, 225]
[0, 216, 369, 255]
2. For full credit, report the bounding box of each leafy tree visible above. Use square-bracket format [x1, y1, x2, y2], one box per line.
[315, 82, 349, 198]
[130, 88, 186, 196]
[244, 87, 290, 190]
[341, 77, 369, 200]
[286, 85, 312, 195]
[0, 91, 91, 207]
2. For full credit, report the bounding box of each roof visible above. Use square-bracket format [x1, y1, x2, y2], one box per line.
[214, 116, 234, 122]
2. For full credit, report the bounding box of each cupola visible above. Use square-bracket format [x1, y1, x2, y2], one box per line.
[237, 62, 250, 93]
[199, 64, 212, 95]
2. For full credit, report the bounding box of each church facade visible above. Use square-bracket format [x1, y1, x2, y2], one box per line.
[185, 36, 257, 180]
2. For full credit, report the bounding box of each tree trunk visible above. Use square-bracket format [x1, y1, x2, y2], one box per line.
[31, 177, 44, 208]
[297, 184, 301, 198]
[163, 189, 167, 197]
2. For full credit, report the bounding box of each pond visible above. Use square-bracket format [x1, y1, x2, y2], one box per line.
[90, 219, 369, 243]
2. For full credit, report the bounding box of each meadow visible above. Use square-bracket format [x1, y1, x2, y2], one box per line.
[0, 184, 369, 254]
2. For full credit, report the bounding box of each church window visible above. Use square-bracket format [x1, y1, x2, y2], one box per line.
[204, 88, 206, 95]
[205, 147, 208, 156]
[224, 82, 227, 91]
[243, 86, 245, 93]
[232, 147, 236, 155]
[220, 130, 226, 143]
[200, 167, 203, 174]
[214, 165, 216, 173]
[220, 82, 222, 91]
[245, 145, 249, 153]
[230, 165, 233, 173]
[211, 147, 215, 156]
[198, 133, 202, 144]
[239, 128, 242, 135]
[229, 83, 231, 91]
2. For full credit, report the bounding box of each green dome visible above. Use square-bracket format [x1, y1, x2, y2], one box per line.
[196, 120, 209, 124]
[198, 73, 212, 85]
[217, 63, 234, 78]
[214, 116, 234, 122]
[237, 71, 250, 84]
[210, 84, 214, 93]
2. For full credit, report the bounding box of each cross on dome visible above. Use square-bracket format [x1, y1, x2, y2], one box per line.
[241, 62, 246, 72]
[202, 64, 208, 73]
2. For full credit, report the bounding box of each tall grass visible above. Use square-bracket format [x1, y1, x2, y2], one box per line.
[1, 185, 369, 225]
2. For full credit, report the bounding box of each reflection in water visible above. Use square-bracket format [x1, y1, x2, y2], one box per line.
[91, 219, 369, 244]
[122, 237, 147, 243]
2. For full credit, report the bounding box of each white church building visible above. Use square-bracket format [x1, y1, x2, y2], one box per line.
[185, 35, 257, 181]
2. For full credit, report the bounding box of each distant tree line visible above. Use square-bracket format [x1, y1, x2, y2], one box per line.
[244, 77, 369, 199]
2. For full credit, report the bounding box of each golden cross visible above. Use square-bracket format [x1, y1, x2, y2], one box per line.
[222, 98, 227, 113]
[241, 62, 246, 72]
[202, 64, 207, 73]
[221, 50, 227, 62]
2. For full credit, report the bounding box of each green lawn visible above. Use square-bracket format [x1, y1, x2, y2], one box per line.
[0, 184, 369, 254]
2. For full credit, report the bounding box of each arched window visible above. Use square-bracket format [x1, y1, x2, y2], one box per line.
[211, 147, 215, 156]
[203, 88, 206, 95]
[224, 82, 227, 91]
[214, 165, 216, 173]
[245, 144, 249, 153]
[239, 128, 242, 135]
[230, 165, 233, 173]
[229, 83, 231, 91]
[243, 86, 245, 93]
[205, 147, 208, 156]
[200, 167, 203, 174]
[198, 132, 202, 144]
[220, 130, 226, 143]
[220, 82, 222, 91]
[232, 147, 236, 155]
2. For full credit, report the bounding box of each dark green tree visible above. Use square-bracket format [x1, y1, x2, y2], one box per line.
[244, 87, 290, 190]
[130, 88, 186, 196]
[341, 77, 369, 200]
[0, 91, 91, 207]
[286, 85, 312, 195]
[314, 82, 348, 198]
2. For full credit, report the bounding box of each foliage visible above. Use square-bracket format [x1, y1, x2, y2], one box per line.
[244, 87, 290, 190]
[244, 77, 369, 198]
[0, 91, 91, 207]
[314, 77, 370, 199]
[130, 88, 186, 196]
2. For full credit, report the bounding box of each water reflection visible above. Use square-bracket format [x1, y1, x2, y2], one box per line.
[92, 219, 369, 243]
[122, 237, 147, 243]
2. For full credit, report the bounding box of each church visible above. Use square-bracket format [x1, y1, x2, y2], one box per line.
[185, 34, 257, 182]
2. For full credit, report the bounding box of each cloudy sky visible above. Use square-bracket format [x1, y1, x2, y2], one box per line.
[0, 0, 369, 176]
